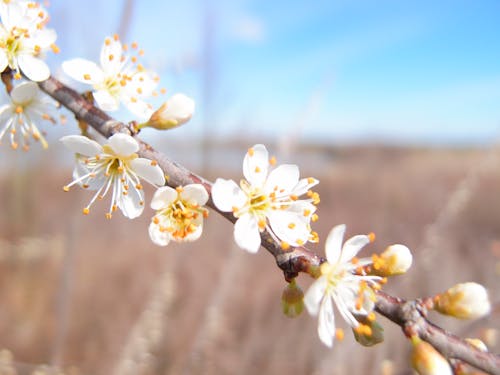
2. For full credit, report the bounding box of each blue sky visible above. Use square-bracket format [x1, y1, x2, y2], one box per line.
[49, 0, 500, 145]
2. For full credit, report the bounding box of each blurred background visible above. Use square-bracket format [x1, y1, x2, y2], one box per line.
[0, 0, 499, 374]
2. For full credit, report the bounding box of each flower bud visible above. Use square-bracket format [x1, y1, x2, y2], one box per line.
[372, 244, 412, 277]
[464, 338, 488, 352]
[410, 336, 452, 375]
[434, 282, 491, 320]
[145, 93, 195, 130]
[281, 279, 304, 318]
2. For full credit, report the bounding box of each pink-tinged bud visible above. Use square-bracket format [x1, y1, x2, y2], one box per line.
[281, 279, 304, 318]
[464, 338, 488, 352]
[434, 282, 491, 320]
[372, 244, 412, 277]
[146, 93, 195, 130]
[410, 337, 452, 375]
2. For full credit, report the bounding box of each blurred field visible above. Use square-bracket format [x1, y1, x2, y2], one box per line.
[0, 142, 499, 375]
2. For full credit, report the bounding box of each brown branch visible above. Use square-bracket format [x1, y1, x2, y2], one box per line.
[38, 76, 500, 374]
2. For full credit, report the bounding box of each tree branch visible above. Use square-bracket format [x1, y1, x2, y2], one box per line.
[38, 76, 500, 374]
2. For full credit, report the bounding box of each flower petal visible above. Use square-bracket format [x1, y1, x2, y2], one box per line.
[118, 187, 144, 219]
[184, 224, 203, 242]
[93, 89, 119, 111]
[318, 296, 335, 348]
[149, 221, 170, 246]
[292, 177, 319, 196]
[60, 135, 102, 156]
[0, 50, 8, 73]
[325, 224, 345, 264]
[267, 209, 311, 246]
[234, 213, 261, 253]
[264, 164, 299, 194]
[180, 184, 209, 206]
[62, 58, 104, 84]
[100, 37, 123, 74]
[243, 144, 268, 187]
[129, 158, 165, 186]
[211, 178, 246, 212]
[340, 234, 370, 263]
[10, 81, 38, 103]
[107, 133, 139, 156]
[304, 275, 327, 316]
[122, 96, 154, 120]
[150, 186, 177, 210]
[17, 54, 50, 81]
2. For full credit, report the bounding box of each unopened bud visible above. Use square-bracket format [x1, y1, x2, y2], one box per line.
[372, 244, 412, 277]
[464, 338, 488, 352]
[410, 336, 452, 375]
[145, 93, 195, 130]
[434, 282, 491, 320]
[281, 279, 304, 318]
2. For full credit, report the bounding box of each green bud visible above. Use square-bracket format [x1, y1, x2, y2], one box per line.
[281, 279, 304, 318]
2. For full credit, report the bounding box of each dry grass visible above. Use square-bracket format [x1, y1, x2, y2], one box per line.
[0, 143, 499, 375]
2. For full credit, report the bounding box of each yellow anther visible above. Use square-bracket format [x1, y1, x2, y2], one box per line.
[51, 44, 60, 54]
[135, 183, 143, 190]
[105, 38, 111, 46]
[368, 232, 376, 242]
[367, 312, 376, 322]
[160, 87, 167, 94]
[303, 209, 311, 217]
[82, 184, 89, 189]
[307, 177, 315, 184]
[248, 147, 254, 156]
[131, 41, 138, 49]
[34, 44, 41, 53]
[281, 241, 290, 250]
[176, 186, 183, 193]
[311, 214, 318, 222]
[296, 239, 304, 246]
[112, 205, 117, 212]
[108, 54, 114, 61]
[83, 73, 91, 80]
[15, 106, 23, 114]
[335, 328, 345, 341]
[131, 56, 137, 63]
[258, 219, 266, 230]
[288, 222, 296, 229]
[269, 156, 277, 165]
[113, 34, 119, 41]
[82, 207, 90, 215]
[105, 212, 112, 219]
[290, 194, 298, 201]
[255, 166, 261, 173]
[136, 87, 143, 94]
[14, 72, 21, 80]
[63, 186, 70, 192]
[153, 216, 160, 224]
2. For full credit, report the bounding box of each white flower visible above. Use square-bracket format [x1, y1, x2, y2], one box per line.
[0, 1, 57, 81]
[304, 224, 382, 348]
[212, 144, 319, 253]
[149, 184, 209, 246]
[145, 93, 195, 130]
[434, 282, 491, 320]
[62, 35, 159, 119]
[61, 133, 165, 219]
[0, 81, 57, 149]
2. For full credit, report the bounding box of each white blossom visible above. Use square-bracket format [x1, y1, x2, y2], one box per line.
[149, 184, 209, 246]
[0, 81, 57, 149]
[212, 144, 319, 253]
[61, 133, 165, 219]
[0, 1, 57, 81]
[304, 224, 381, 347]
[62, 35, 159, 119]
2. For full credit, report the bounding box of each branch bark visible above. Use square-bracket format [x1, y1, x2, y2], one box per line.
[38, 76, 500, 375]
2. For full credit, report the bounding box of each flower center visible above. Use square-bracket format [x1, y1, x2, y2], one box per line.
[156, 196, 208, 240]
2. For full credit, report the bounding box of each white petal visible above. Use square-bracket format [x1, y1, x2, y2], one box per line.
[264, 164, 299, 194]
[130, 158, 165, 186]
[234, 214, 261, 253]
[107, 133, 139, 156]
[60, 135, 102, 156]
[150, 186, 177, 210]
[122, 96, 154, 120]
[211, 178, 247, 212]
[292, 177, 319, 196]
[62, 58, 104, 84]
[0, 50, 8, 73]
[149, 221, 170, 246]
[10, 81, 38, 103]
[94, 89, 120, 111]
[243, 144, 269, 187]
[340, 234, 370, 263]
[118, 188, 144, 219]
[17, 55, 50, 81]
[183, 224, 203, 242]
[318, 296, 335, 348]
[73, 161, 106, 190]
[325, 224, 345, 264]
[267, 209, 311, 246]
[100, 37, 123, 74]
[30, 28, 57, 48]
[180, 184, 209, 205]
[304, 276, 327, 316]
